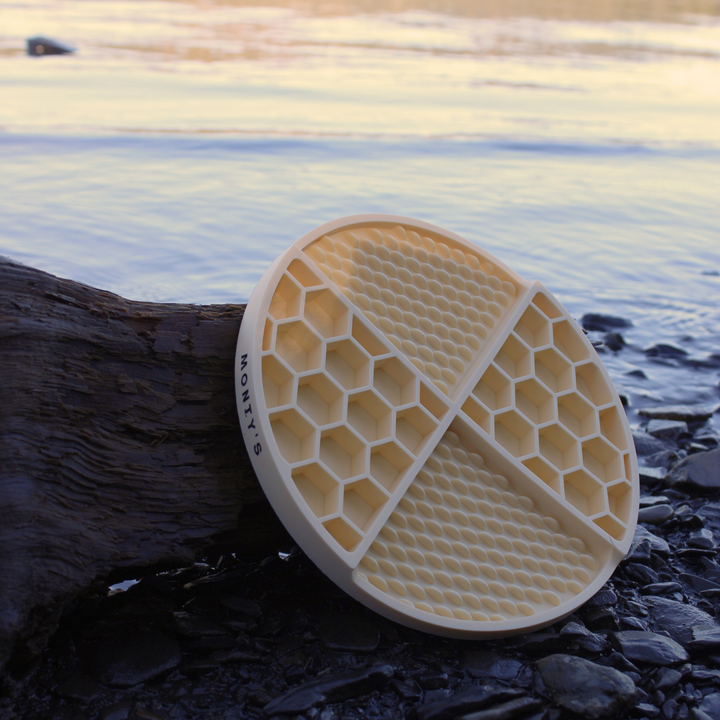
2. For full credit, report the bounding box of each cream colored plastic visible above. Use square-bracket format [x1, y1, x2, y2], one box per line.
[236, 215, 638, 638]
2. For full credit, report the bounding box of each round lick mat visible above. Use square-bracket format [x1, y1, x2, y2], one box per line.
[235, 215, 638, 638]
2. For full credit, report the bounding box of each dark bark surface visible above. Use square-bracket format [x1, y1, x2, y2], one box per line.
[0, 258, 287, 679]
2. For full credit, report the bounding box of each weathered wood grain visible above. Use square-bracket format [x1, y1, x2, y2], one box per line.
[0, 258, 287, 679]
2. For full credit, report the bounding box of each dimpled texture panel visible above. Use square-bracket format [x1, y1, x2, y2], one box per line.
[304, 226, 518, 397]
[356, 430, 599, 623]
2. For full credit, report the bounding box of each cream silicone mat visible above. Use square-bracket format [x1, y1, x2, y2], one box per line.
[236, 215, 638, 637]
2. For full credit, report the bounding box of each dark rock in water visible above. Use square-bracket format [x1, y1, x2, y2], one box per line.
[581, 314, 633, 332]
[644, 597, 718, 643]
[638, 504, 674, 525]
[688, 625, 720, 652]
[632, 430, 668, 456]
[644, 343, 689, 359]
[319, 612, 380, 652]
[680, 573, 720, 592]
[646, 449, 684, 470]
[640, 495, 671, 507]
[625, 368, 647, 379]
[665, 449, 720, 492]
[688, 528, 715, 549]
[536, 654, 637, 719]
[263, 664, 394, 715]
[609, 631, 689, 665]
[412, 686, 523, 720]
[455, 696, 543, 720]
[26, 36, 75, 56]
[463, 650, 523, 681]
[699, 694, 720, 718]
[647, 419, 689, 440]
[89, 631, 182, 688]
[639, 405, 719, 422]
[694, 423, 720, 446]
[603, 332, 626, 352]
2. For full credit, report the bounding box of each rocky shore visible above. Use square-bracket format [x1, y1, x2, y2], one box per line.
[4, 315, 720, 720]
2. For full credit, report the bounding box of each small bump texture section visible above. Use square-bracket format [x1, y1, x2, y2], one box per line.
[460, 291, 632, 542]
[303, 226, 518, 397]
[356, 430, 600, 623]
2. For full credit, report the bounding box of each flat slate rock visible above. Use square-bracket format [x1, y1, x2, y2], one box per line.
[609, 631, 689, 665]
[644, 597, 717, 643]
[665, 449, 720, 492]
[412, 685, 523, 720]
[457, 697, 543, 720]
[626, 526, 671, 560]
[463, 651, 523, 681]
[638, 504, 674, 525]
[263, 664, 394, 715]
[647, 419, 689, 439]
[699, 693, 720, 718]
[632, 430, 668, 456]
[688, 625, 720, 652]
[89, 631, 182, 688]
[536, 654, 637, 719]
[639, 405, 719, 422]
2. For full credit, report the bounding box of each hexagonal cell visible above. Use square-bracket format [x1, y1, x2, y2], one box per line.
[514, 304, 551, 349]
[495, 334, 532, 379]
[343, 478, 389, 532]
[593, 514, 625, 541]
[320, 426, 367, 479]
[552, 319, 590, 363]
[268, 274, 302, 320]
[462, 395, 492, 435]
[370, 441, 413, 492]
[534, 348, 573, 394]
[522, 456, 561, 494]
[304, 288, 349, 338]
[262, 354, 294, 409]
[325, 338, 371, 390]
[538, 423, 579, 470]
[323, 516, 362, 551]
[494, 410, 535, 458]
[396, 406, 437, 454]
[352, 316, 389, 357]
[557, 392, 597, 438]
[292, 463, 339, 517]
[262, 319, 273, 352]
[582, 437, 623, 483]
[373, 356, 416, 406]
[271, 409, 316, 464]
[599, 406, 628, 450]
[275, 320, 323, 373]
[347, 389, 392, 442]
[297, 372, 344, 426]
[515, 378, 554, 425]
[575, 362, 613, 406]
[532, 291, 562, 320]
[624, 453, 632, 481]
[473, 365, 512, 412]
[607, 481, 632, 524]
[420, 383, 449, 420]
[288, 258, 322, 288]
[564, 469, 605, 517]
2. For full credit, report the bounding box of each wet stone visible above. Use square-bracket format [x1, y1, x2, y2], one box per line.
[415, 672, 450, 690]
[392, 678, 422, 702]
[647, 449, 685, 470]
[681, 573, 720, 592]
[624, 563, 659, 584]
[633, 430, 669, 456]
[642, 582, 683, 596]
[456, 697, 544, 720]
[687, 625, 720, 652]
[654, 668, 683, 691]
[634, 702, 661, 718]
[648, 419, 689, 440]
[640, 495, 671, 507]
[263, 664, 394, 715]
[644, 343, 688, 359]
[640, 466, 669, 483]
[463, 651, 523, 681]
[536, 654, 637, 720]
[628, 526, 671, 560]
[559, 621, 609, 653]
[609, 631, 689, 666]
[583, 608, 620, 633]
[89, 631, 182, 688]
[412, 685, 524, 720]
[581, 314, 633, 332]
[665, 449, 720, 492]
[586, 588, 618, 608]
[688, 529, 715, 549]
[699, 694, 720, 717]
[638, 504, 675, 525]
[319, 612, 380, 652]
[644, 597, 718, 644]
[603, 332, 626, 352]
[639, 405, 719, 423]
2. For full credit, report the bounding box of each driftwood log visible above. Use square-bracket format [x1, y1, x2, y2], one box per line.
[0, 258, 288, 680]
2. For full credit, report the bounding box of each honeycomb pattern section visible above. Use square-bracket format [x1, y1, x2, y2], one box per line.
[460, 291, 633, 542]
[356, 430, 600, 623]
[262, 258, 450, 552]
[303, 226, 519, 397]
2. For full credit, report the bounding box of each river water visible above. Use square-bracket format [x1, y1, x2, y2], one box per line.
[1, 0, 719, 423]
